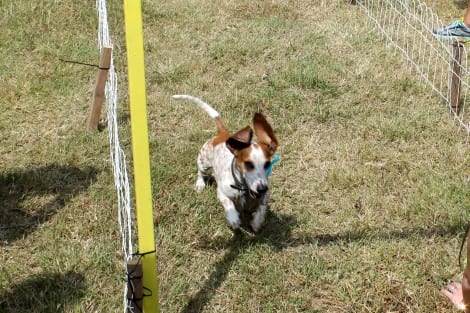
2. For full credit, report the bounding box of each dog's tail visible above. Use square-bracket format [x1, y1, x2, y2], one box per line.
[172, 95, 228, 134]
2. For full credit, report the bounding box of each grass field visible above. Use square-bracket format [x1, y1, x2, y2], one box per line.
[1, 0, 470, 312]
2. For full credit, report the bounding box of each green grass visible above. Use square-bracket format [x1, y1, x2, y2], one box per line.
[1, 0, 470, 312]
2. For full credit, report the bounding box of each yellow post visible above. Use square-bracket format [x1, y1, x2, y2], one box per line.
[122, 0, 159, 312]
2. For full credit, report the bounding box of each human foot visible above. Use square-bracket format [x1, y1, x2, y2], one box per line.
[441, 281, 467, 310]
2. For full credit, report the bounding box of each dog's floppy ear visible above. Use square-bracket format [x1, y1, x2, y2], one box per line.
[253, 113, 278, 156]
[226, 126, 253, 154]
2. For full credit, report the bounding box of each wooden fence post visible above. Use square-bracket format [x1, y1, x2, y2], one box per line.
[126, 259, 143, 313]
[450, 41, 463, 114]
[88, 46, 112, 132]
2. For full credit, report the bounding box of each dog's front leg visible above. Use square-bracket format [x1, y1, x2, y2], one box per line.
[217, 189, 240, 230]
[250, 194, 269, 233]
[251, 204, 267, 233]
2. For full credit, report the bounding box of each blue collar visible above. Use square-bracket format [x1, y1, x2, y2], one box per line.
[266, 154, 280, 176]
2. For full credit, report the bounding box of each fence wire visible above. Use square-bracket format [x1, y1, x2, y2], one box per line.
[355, 0, 470, 133]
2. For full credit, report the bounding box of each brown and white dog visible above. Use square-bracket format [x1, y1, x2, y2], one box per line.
[173, 95, 279, 233]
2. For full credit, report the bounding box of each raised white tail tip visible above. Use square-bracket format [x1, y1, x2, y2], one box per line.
[171, 94, 220, 119]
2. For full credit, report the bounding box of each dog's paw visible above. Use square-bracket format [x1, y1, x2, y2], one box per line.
[226, 210, 241, 230]
[228, 219, 241, 231]
[250, 221, 262, 234]
[231, 227, 243, 236]
[195, 178, 206, 192]
[250, 210, 266, 234]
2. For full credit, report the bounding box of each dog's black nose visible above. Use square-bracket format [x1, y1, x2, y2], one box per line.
[257, 184, 268, 194]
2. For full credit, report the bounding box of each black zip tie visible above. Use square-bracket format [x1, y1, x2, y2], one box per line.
[125, 249, 157, 312]
[124, 250, 156, 278]
[128, 287, 152, 300]
[59, 58, 110, 70]
[132, 249, 156, 257]
[126, 287, 153, 313]
[126, 262, 143, 312]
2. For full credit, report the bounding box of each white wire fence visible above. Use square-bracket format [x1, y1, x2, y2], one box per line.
[96, 0, 136, 311]
[354, 0, 470, 133]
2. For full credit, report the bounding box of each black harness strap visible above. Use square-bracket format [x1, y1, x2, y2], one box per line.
[230, 158, 248, 192]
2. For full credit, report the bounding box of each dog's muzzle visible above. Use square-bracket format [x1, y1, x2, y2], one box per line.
[257, 184, 268, 195]
[249, 184, 268, 199]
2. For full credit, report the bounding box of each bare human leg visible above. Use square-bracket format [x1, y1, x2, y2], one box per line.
[441, 225, 470, 312]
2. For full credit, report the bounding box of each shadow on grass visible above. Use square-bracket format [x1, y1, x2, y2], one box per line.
[0, 271, 85, 313]
[0, 164, 99, 245]
[184, 210, 466, 312]
[181, 235, 242, 313]
[307, 222, 466, 247]
[181, 211, 297, 313]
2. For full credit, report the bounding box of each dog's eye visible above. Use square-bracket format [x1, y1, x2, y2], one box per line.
[244, 161, 255, 170]
[264, 161, 271, 169]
